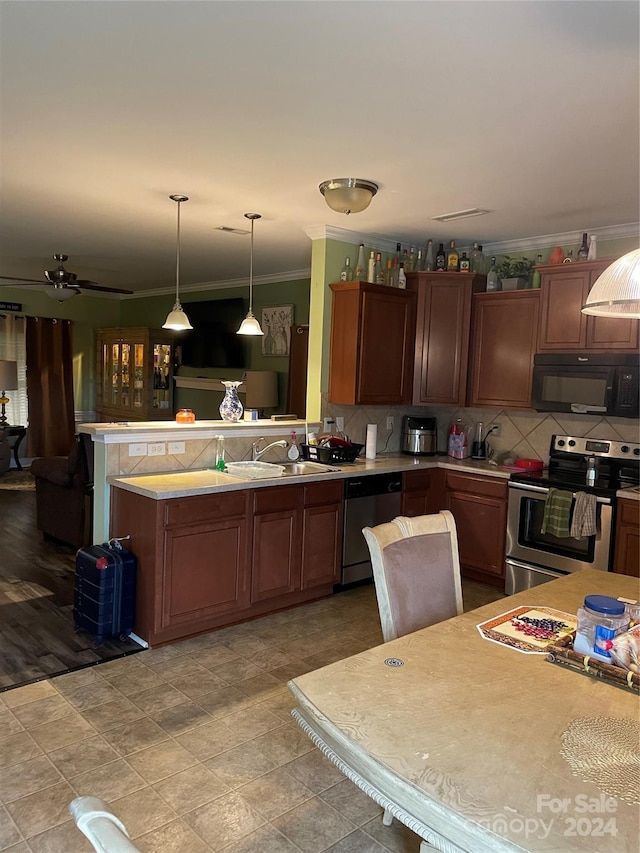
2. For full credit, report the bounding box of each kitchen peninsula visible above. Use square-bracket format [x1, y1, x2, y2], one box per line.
[288, 570, 639, 853]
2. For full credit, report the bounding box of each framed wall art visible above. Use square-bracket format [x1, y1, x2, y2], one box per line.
[261, 305, 293, 357]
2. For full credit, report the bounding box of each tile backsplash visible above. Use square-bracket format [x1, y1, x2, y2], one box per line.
[322, 395, 639, 463]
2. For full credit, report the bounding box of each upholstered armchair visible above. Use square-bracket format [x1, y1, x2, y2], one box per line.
[30, 433, 94, 549]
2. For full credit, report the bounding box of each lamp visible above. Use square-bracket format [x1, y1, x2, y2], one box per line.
[163, 194, 193, 331]
[237, 213, 264, 335]
[243, 370, 278, 416]
[0, 360, 18, 427]
[319, 178, 379, 215]
[582, 248, 640, 318]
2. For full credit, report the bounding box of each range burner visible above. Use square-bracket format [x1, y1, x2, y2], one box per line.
[510, 435, 640, 497]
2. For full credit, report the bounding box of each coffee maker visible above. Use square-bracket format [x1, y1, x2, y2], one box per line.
[471, 422, 498, 460]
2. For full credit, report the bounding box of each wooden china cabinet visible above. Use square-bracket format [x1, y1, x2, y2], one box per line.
[96, 327, 175, 422]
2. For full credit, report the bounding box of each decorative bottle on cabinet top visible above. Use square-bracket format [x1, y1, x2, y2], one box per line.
[354, 243, 366, 280]
[588, 235, 597, 260]
[486, 257, 500, 291]
[425, 240, 434, 271]
[340, 257, 353, 281]
[435, 242, 446, 271]
[446, 240, 459, 271]
[577, 232, 589, 261]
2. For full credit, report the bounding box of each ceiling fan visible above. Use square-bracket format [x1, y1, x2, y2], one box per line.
[0, 254, 133, 301]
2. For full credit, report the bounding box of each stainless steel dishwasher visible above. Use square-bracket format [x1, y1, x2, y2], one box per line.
[341, 472, 403, 586]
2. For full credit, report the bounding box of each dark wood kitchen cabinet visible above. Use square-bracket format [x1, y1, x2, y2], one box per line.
[328, 281, 415, 405]
[538, 260, 639, 352]
[401, 468, 446, 517]
[110, 487, 251, 646]
[251, 485, 302, 602]
[110, 479, 343, 647]
[445, 471, 508, 587]
[301, 480, 343, 589]
[407, 272, 486, 406]
[469, 290, 540, 410]
[613, 498, 640, 578]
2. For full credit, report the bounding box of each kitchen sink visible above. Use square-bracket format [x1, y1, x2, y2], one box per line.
[281, 461, 339, 476]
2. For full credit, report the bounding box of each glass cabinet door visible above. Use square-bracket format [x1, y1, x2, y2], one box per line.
[152, 343, 172, 412]
[134, 343, 144, 410]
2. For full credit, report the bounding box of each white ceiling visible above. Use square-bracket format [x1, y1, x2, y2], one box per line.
[0, 0, 638, 297]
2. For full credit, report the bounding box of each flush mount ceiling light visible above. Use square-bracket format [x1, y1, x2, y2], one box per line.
[431, 208, 491, 222]
[319, 178, 379, 215]
[163, 194, 193, 331]
[237, 213, 264, 336]
[582, 248, 640, 318]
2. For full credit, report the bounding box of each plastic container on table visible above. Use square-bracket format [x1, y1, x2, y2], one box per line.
[573, 595, 629, 662]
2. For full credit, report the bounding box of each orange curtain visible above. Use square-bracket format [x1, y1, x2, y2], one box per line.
[26, 317, 75, 456]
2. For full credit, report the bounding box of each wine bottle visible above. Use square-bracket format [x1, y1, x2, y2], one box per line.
[486, 257, 500, 291]
[587, 235, 597, 260]
[340, 257, 353, 281]
[415, 248, 424, 272]
[374, 252, 385, 285]
[367, 250, 376, 283]
[397, 262, 407, 289]
[425, 240, 434, 271]
[435, 242, 446, 271]
[354, 243, 366, 280]
[577, 232, 589, 261]
[470, 242, 483, 274]
[446, 240, 459, 272]
[459, 252, 470, 273]
[392, 242, 402, 286]
[408, 247, 417, 272]
[385, 258, 394, 287]
[531, 254, 543, 289]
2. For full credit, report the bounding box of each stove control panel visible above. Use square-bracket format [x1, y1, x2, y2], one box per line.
[552, 435, 640, 460]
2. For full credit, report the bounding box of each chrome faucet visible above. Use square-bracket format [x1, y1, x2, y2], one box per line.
[252, 437, 288, 462]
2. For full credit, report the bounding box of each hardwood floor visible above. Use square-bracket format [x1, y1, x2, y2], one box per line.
[0, 486, 143, 692]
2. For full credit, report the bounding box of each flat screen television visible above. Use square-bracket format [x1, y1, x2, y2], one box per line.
[174, 298, 246, 369]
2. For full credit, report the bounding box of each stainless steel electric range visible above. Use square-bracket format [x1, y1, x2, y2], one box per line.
[505, 435, 640, 594]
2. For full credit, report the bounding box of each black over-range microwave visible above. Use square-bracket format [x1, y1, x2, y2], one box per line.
[531, 353, 639, 418]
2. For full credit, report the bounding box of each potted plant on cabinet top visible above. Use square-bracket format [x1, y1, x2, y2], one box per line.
[496, 256, 536, 290]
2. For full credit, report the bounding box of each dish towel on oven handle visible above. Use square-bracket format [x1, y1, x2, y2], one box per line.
[570, 491, 597, 539]
[540, 488, 573, 538]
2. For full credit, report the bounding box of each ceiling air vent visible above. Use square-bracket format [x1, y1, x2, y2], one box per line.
[214, 226, 250, 235]
[431, 208, 492, 223]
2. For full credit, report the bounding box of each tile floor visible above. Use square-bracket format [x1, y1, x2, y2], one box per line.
[0, 580, 503, 853]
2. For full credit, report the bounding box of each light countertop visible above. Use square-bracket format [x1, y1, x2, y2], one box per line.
[109, 454, 512, 500]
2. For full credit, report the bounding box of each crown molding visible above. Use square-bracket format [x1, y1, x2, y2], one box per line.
[124, 268, 311, 300]
[473, 222, 640, 256]
[304, 224, 399, 253]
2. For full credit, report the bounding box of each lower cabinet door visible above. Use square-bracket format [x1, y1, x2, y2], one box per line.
[446, 492, 507, 583]
[162, 518, 250, 628]
[252, 508, 302, 602]
[301, 502, 342, 589]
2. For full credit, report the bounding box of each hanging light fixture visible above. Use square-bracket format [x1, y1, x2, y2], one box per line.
[318, 178, 379, 215]
[237, 213, 264, 336]
[581, 248, 640, 318]
[163, 194, 193, 330]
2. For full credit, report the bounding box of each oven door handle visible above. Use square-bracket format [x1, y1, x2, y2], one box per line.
[508, 482, 612, 505]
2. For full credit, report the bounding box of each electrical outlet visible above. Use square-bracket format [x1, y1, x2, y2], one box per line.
[128, 443, 147, 457]
[148, 442, 166, 457]
[386, 416, 394, 431]
[323, 417, 334, 433]
[168, 441, 185, 455]
[335, 417, 345, 433]
[490, 423, 501, 437]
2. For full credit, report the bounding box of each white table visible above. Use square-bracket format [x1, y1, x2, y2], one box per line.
[288, 570, 639, 852]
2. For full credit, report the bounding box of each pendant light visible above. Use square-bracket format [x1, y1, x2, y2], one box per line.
[237, 213, 264, 335]
[163, 194, 193, 330]
[581, 248, 640, 318]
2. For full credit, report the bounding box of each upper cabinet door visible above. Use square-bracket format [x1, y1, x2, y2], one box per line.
[409, 272, 485, 406]
[538, 261, 638, 351]
[328, 281, 415, 406]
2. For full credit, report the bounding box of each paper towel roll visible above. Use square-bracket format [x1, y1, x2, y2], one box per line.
[366, 424, 377, 459]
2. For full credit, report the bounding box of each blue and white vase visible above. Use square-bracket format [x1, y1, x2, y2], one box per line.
[219, 380, 244, 422]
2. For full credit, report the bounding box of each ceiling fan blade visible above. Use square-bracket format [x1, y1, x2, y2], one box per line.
[77, 281, 134, 295]
[0, 275, 47, 285]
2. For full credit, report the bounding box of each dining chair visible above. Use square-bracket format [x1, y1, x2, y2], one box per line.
[363, 510, 464, 643]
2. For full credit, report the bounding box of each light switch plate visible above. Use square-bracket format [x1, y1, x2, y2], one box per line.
[168, 441, 185, 455]
[129, 443, 147, 457]
[148, 442, 166, 456]
[335, 417, 345, 433]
